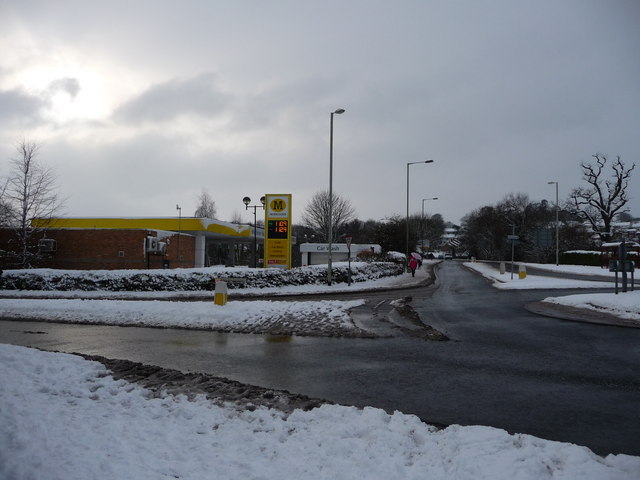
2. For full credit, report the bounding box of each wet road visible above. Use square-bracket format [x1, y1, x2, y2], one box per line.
[1, 261, 639, 456]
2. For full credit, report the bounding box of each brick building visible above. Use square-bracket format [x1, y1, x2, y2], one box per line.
[1, 217, 256, 270]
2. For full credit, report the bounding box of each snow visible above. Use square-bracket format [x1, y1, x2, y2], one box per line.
[1, 343, 638, 480]
[0, 298, 366, 335]
[2, 261, 639, 478]
[464, 261, 615, 290]
[542, 291, 640, 320]
[521, 263, 617, 278]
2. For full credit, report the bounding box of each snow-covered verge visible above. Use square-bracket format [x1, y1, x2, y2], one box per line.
[0, 262, 403, 292]
[542, 291, 640, 321]
[464, 262, 614, 290]
[522, 263, 618, 278]
[0, 298, 370, 337]
[1, 344, 637, 480]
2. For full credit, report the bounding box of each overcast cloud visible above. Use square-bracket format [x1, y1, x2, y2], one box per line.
[1, 0, 638, 225]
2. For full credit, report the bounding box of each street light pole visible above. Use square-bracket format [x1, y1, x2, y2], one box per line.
[327, 108, 345, 285]
[176, 204, 182, 266]
[548, 181, 559, 266]
[406, 160, 434, 270]
[243, 196, 265, 268]
[421, 197, 439, 253]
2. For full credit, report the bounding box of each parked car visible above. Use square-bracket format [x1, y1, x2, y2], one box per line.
[444, 253, 453, 260]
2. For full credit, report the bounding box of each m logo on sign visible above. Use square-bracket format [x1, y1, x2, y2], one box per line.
[270, 199, 286, 212]
[267, 195, 289, 218]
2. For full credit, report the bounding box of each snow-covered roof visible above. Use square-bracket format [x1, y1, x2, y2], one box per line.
[601, 242, 640, 248]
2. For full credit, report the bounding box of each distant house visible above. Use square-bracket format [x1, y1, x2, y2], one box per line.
[299, 243, 381, 266]
[600, 241, 640, 268]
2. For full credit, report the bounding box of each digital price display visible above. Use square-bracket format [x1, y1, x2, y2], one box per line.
[267, 219, 289, 239]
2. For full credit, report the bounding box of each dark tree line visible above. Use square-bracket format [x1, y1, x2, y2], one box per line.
[459, 193, 593, 262]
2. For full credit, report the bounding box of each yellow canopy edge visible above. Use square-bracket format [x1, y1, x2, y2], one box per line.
[32, 218, 252, 238]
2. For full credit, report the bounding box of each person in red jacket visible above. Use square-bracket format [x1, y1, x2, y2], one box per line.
[408, 256, 418, 277]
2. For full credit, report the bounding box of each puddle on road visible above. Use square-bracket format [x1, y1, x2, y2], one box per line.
[163, 330, 296, 349]
[265, 334, 293, 343]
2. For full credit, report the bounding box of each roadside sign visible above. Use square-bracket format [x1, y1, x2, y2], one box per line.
[507, 235, 519, 241]
[264, 194, 292, 269]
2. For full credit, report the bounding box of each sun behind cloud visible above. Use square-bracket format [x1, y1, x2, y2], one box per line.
[39, 68, 111, 123]
[2, 43, 136, 127]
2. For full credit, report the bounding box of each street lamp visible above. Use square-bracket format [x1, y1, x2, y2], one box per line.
[406, 160, 434, 269]
[243, 196, 265, 268]
[176, 204, 182, 265]
[548, 181, 559, 266]
[421, 197, 439, 253]
[327, 107, 345, 285]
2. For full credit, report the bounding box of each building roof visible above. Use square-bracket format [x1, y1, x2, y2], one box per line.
[32, 217, 252, 241]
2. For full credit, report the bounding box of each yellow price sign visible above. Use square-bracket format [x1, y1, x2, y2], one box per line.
[264, 194, 292, 269]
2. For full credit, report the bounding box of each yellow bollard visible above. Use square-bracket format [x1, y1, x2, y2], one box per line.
[518, 264, 527, 279]
[214, 279, 228, 305]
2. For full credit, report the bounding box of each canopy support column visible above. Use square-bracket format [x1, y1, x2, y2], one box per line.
[195, 235, 206, 268]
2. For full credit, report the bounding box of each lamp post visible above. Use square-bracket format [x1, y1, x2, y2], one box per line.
[421, 197, 439, 253]
[343, 234, 353, 286]
[548, 181, 559, 266]
[327, 107, 345, 285]
[176, 204, 182, 265]
[243, 196, 265, 268]
[406, 160, 434, 270]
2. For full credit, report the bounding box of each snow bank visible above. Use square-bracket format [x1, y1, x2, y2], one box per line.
[522, 263, 616, 277]
[465, 262, 613, 290]
[0, 262, 403, 292]
[543, 291, 640, 321]
[1, 344, 637, 480]
[0, 298, 367, 336]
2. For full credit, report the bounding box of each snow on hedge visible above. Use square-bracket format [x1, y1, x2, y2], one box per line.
[0, 262, 404, 292]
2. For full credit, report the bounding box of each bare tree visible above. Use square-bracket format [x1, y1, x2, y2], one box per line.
[570, 154, 635, 241]
[0, 180, 13, 227]
[5, 139, 63, 267]
[194, 190, 217, 218]
[301, 190, 356, 242]
[229, 211, 243, 224]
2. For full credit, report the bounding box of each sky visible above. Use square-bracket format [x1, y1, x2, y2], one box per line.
[1, 0, 639, 226]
